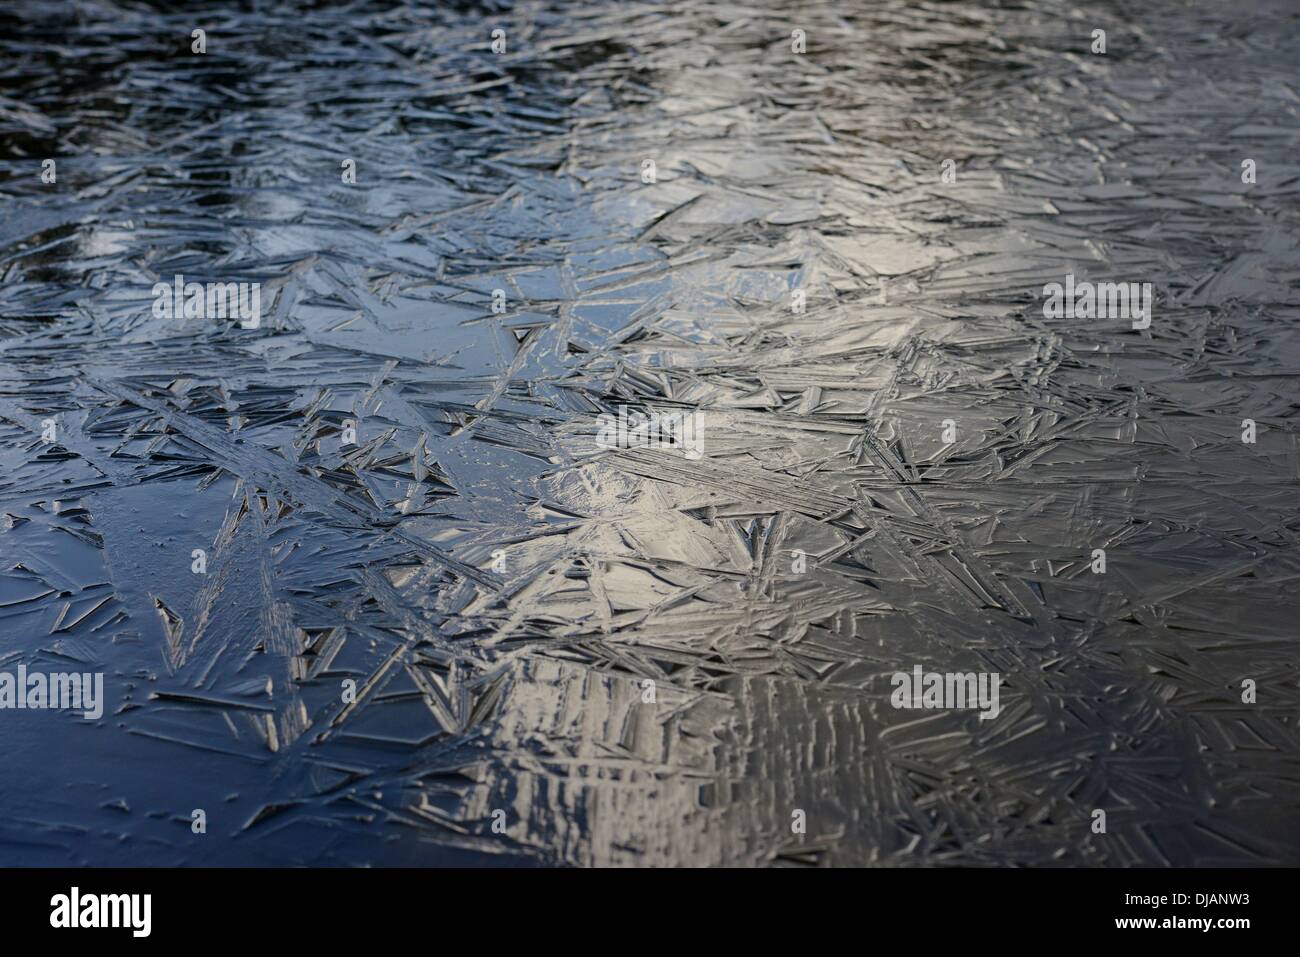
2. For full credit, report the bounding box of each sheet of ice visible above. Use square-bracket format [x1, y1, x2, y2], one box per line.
[1, 0, 1299, 865]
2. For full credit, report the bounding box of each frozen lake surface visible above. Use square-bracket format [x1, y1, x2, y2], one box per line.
[2, 0, 1299, 865]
